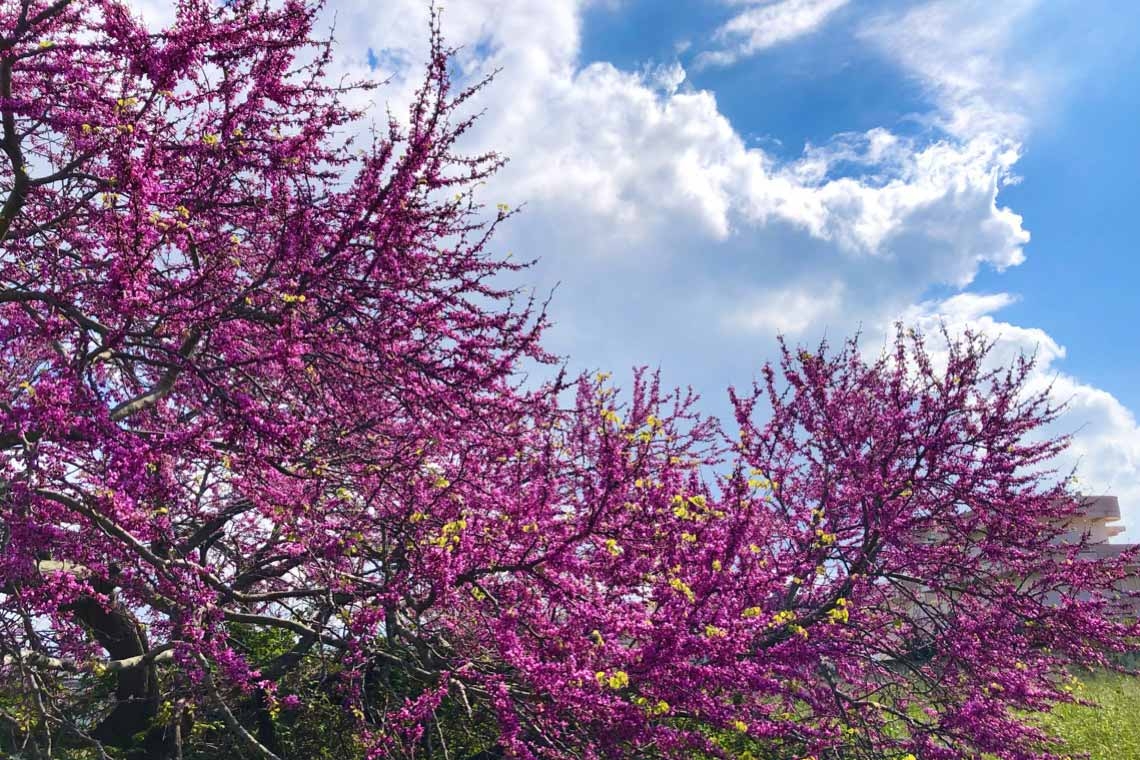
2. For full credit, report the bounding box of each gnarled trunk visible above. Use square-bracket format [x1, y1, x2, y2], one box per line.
[67, 585, 166, 758]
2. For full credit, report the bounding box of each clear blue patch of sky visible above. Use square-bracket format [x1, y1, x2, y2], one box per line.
[686, 28, 934, 160]
[579, 1, 724, 71]
[970, 42, 1140, 413]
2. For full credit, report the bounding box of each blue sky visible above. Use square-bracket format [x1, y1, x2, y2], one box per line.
[131, 0, 1140, 532]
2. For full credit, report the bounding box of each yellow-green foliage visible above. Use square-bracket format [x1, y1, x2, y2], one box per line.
[1037, 672, 1140, 759]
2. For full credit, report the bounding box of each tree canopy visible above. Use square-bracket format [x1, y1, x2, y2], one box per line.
[0, 1, 1136, 759]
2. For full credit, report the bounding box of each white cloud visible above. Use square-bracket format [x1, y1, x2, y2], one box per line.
[303, 0, 1036, 382]
[646, 61, 687, 95]
[900, 292, 1065, 368]
[902, 294, 1140, 538]
[858, 0, 1042, 138]
[915, 291, 1020, 322]
[760, 132, 1029, 284]
[697, 0, 851, 68]
[476, 67, 1028, 285]
[723, 281, 844, 335]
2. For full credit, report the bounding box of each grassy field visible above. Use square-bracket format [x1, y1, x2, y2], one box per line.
[1035, 672, 1140, 759]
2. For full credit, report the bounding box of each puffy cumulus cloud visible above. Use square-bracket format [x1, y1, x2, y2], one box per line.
[897, 292, 1065, 372]
[491, 63, 746, 241]
[745, 131, 1029, 285]
[697, 0, 851, 69]
[901, 294, 1140, 537]
[1056, 381, 1140, 524]
[484, 74, 1028, 299]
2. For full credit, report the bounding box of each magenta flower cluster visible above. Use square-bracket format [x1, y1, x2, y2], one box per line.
[0, 1, 1135, 758]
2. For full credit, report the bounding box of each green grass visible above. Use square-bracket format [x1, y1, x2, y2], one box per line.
[1035, 672, 1140, 759]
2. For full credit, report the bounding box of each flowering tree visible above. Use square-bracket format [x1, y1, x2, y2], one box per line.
[0, 1, 1136, 759]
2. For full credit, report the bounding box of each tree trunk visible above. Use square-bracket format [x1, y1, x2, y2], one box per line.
[67, 585, 167, 758]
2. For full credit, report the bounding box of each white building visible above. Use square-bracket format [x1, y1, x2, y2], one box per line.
[1060, 495, 1140, 615]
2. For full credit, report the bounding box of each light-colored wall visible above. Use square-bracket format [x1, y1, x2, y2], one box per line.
[1061, 495, 1126, 545]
